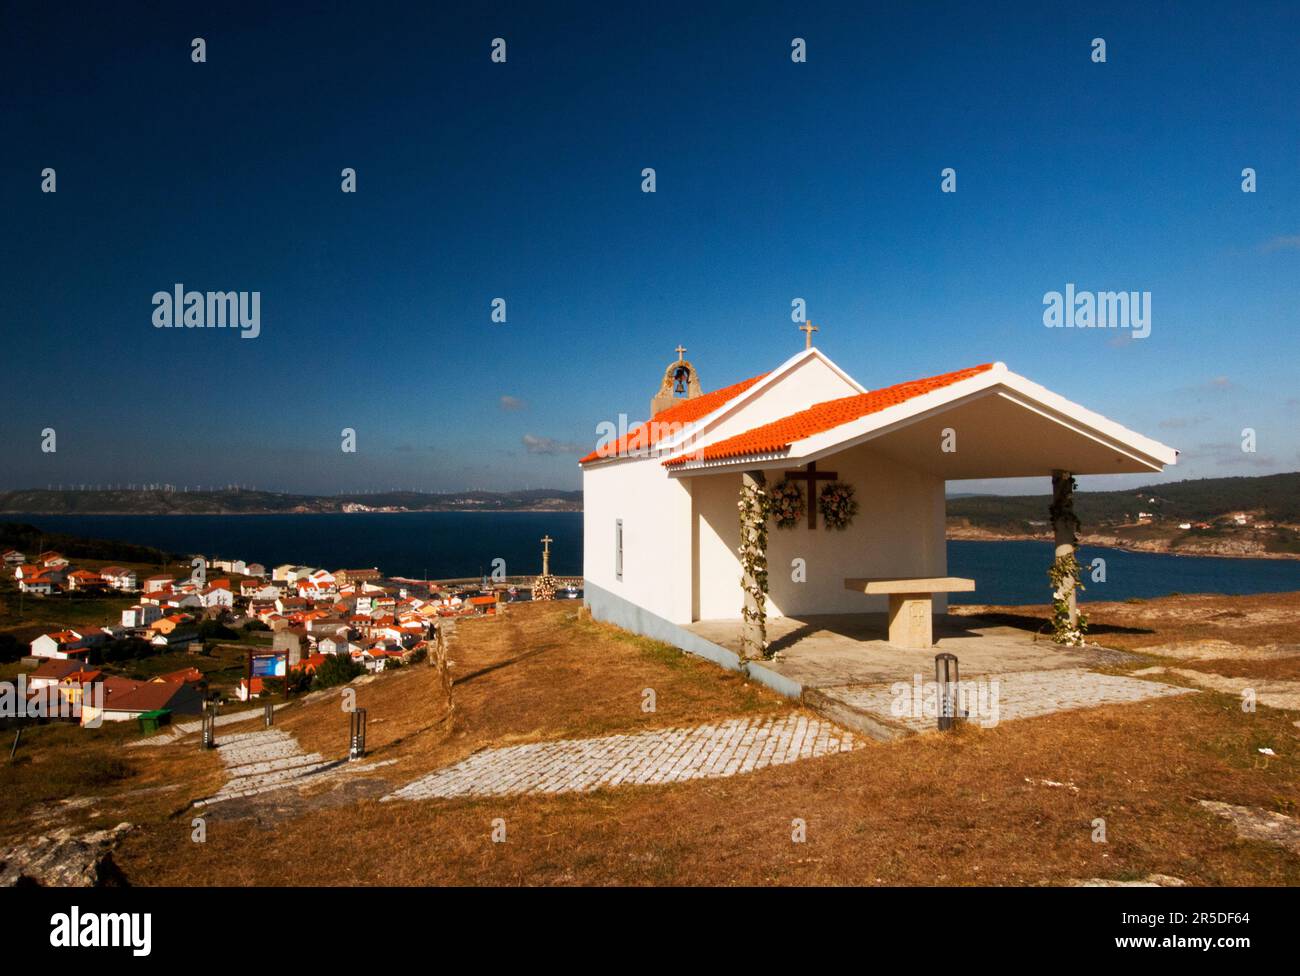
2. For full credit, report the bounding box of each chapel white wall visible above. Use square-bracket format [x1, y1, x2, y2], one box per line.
[583, 457, 693, 624]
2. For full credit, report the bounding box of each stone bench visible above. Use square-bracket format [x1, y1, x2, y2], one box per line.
[843, 576, 976, 650]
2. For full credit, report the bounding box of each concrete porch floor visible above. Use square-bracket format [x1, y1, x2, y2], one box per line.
[684, 612, 1133, 690]
[681, 612, 1188, 740]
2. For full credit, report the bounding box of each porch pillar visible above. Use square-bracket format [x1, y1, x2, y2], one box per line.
[1049, 469, 1079, 632]
[739, 470, 768, 660]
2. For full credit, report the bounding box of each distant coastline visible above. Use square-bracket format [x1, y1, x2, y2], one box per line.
[4, 470, 1298, 561]
[1, 507, 580, 516]
[946, 525, 1300, 561]
[0, 487, 581, 517]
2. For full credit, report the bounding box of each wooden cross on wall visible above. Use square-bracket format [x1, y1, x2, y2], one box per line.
[783, 461, 837, 528]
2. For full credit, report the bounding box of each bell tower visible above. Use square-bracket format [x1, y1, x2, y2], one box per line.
[651, 345, 703, 417]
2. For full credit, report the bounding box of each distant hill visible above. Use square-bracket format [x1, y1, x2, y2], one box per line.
[947, 473, 1300, 528]
[0, 521, 174, 564]
[0, 488, 583, 516]
[947, 472, 1300, 558]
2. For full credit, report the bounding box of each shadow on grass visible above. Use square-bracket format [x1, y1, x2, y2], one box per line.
[965, 610, 1155, 638]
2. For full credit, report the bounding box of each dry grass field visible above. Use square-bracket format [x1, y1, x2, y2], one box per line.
[3, 595, 1298, 886]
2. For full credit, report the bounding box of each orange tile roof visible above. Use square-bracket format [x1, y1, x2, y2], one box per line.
[579, 372, 769, 464]
[102, 678, 193, 713]
[293, 653, 328, 673]
[29, 659, 83, 680]
[664, 364, 994, 467]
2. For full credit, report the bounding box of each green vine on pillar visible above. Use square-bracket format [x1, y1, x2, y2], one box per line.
[738, 474, 770, 659]
[1048, 473, 1088, 645]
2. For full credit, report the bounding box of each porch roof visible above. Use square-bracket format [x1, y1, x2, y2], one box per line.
[663, 361, 1178, 479]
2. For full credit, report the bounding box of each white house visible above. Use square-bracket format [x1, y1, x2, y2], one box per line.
[81, 676, 203, 725]
[18, 574, 57, 595]
[150, 628, 199, 648]
[580, 346, 1177, 657]
[297, 578, 337, 600]
[26, 658, 83, 691]
[65, 569, 105, 591]
[242, 580, 280, 600]
[16, 563, 64, 584]
[317, 636, 358, 656]
[1, 549, 26, 566]
[122, 603, 164, 628]
[200, 585, 235, 609]
[155, 591, 202, 609]
[29, 630, 103, 659]
[99, 566, 139, 591]
[273, 564, 315, 583]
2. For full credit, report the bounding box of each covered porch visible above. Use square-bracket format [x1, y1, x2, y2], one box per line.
[671, 361, 1180, 658]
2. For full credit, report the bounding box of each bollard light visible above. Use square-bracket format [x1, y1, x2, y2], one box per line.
[201, 703, 216, 749]
[935, 653, 960, 732]
[349, 707, 367, 761]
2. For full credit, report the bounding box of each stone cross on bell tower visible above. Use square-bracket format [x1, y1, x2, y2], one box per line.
[651, 345, 704, 417]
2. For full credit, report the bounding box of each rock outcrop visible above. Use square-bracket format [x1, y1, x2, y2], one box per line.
[0, 823, 131, 887]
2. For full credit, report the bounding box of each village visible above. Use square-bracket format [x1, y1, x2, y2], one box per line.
[0, 544, 547, 728]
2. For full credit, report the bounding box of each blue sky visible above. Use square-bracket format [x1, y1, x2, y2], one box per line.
[1, 1, 1296, 495]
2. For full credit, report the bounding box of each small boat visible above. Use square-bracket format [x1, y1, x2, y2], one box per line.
[562, 584, 580, 598]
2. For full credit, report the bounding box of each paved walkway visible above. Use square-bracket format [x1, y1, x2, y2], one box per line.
[196, 728, 394, 806]
[128, 704, 289, 747]
[383, 714, 859, 803]
[815, 668, 1193, 733]
[1134, 666, 1300, 711]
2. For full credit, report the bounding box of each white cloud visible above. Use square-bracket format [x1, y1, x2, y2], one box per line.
[522, 434, 583, 456]
[1259, 234, 1300, 253]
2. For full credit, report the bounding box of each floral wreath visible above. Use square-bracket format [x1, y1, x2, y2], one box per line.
[768, 480, 806, 529]
[818, 481, 858, 530]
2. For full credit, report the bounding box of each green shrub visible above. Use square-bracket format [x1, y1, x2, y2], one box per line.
[312, 653, 365, 689]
